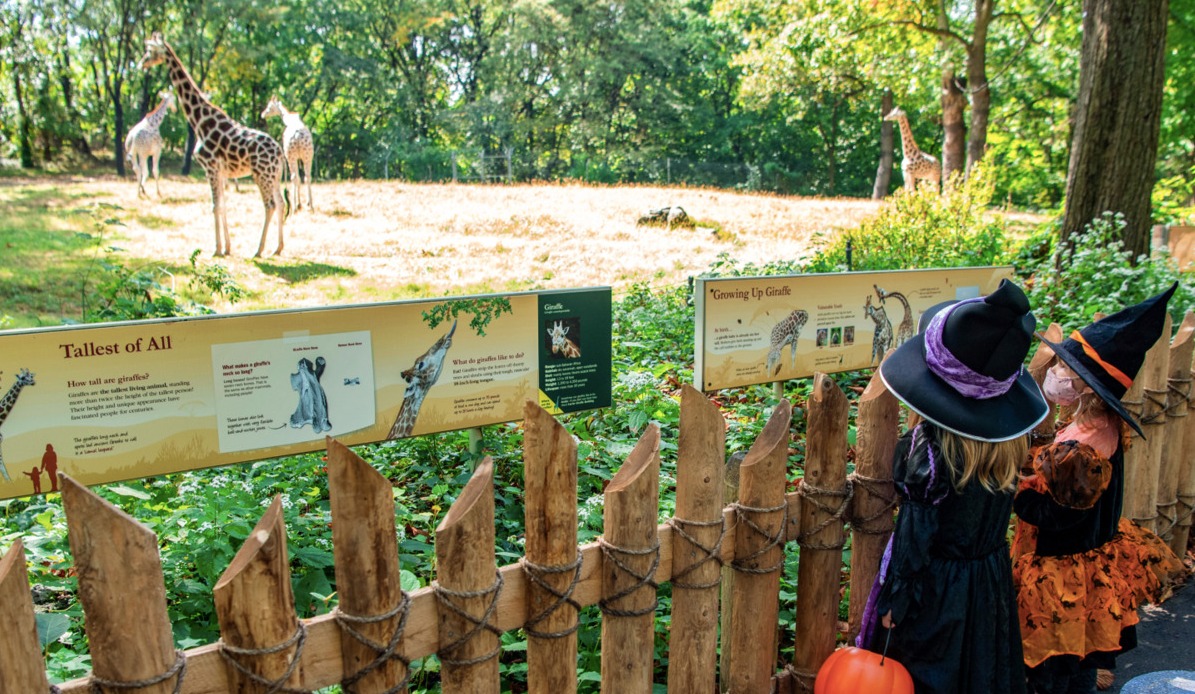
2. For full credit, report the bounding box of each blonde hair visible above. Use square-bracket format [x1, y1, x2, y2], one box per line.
[935, 426, 1028, 493]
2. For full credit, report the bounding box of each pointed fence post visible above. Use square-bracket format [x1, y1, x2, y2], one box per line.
[1160, 314, 1195, 545]
[435, 458, 501, 693]
[214, 496, 306, 692]
[0, 539, 52, 693]
[792, 375, 850, 693]
[1177, 316, 1195, 555]
[326, 437, 412, 692]
[599, 423, 661, 694]
[1125, 314, 1172, 531]
[725, 400, 791, 693]
[523, 402, 580, 694]
[846, 370, 899, 645]
[667, 385, 726, 694]
[1027, 324, 1064, 447]
[62, 475, 182, 694]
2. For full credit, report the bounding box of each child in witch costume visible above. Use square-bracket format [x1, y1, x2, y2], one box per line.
[1014, 283, 1185, 694]
[856, 280, 1049, 694]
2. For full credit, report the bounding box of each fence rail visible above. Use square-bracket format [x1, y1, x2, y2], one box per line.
[3, 316, 1194, 693]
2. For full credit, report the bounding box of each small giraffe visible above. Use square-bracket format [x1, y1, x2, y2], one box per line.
[388, 321, 457, 439]
[125, 90, 175, 198]
[140, 33, 286, 258]
[883, 107, 941, 192]
[863, 296, 893, 365]
[765, 310, 808, 376]
[873, 285, 915, 348]
[547, 321, 581, 359]
[261, 96, 315, 212]
[0, 368, 36, 482]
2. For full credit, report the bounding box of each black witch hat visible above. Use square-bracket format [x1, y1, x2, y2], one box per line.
[879, 279, 1049, 442]
[1039, 283, 1178, 438]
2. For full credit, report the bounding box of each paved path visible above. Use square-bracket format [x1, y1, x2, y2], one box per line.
[1107, 580, 1195, 692]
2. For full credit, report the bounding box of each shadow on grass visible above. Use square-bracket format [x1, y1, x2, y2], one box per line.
[254, 260, 357, 284]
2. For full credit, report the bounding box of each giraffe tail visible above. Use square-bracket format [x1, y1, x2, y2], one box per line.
[282, 188, 292, 219]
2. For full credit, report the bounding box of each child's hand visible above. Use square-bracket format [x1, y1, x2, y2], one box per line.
[881, 611, 895, 629]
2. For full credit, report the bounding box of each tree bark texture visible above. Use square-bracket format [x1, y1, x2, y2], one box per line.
[873, 89, 894, 199]
[966, 0, 994, 174]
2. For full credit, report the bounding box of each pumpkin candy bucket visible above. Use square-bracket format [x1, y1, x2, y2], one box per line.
[814, 644, 914, 694]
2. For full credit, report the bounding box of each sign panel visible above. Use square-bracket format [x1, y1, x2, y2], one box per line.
[0, 288, 610, 500]
[695, 267, 1014, 391]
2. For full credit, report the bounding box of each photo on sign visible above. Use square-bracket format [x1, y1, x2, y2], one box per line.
[544, 317, 582, 360]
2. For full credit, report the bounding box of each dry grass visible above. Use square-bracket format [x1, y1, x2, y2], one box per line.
[38, 176, 887, 311]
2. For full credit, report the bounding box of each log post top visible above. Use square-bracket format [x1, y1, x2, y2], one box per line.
[439, 458, 495, 532]
[607, 423, 660, 495]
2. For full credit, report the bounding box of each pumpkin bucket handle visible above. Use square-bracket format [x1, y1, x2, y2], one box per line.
[881, 626, 893, 666]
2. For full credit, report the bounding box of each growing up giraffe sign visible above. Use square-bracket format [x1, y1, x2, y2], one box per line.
[0, 287, 611, 500]
[693, 266, 1013, 391]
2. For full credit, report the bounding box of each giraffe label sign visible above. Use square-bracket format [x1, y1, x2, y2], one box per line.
[0, 287, 611, 500]
[694, 266, 1014, 391]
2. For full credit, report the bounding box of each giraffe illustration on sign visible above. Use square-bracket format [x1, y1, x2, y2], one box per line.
[864, 295, 893, 365]
[125, 90, 176, 198]
[388, 321, 457, 439]
[873, 284, 915, 348]
[884, 107, 941, 192]
[261, 96, 315, 212]
[765, 310, 808, 376]
[0, 368, 36, 482]
[547, 321, 581, 359]
[139, 33, 286, 258]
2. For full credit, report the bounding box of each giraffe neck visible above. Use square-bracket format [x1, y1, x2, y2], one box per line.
[161, 43, 233, 141]
[394, 389, 425, 436]
[0, 382, 27, 423]
[894, 116, 922, 157]
[145, 99, 171, 130]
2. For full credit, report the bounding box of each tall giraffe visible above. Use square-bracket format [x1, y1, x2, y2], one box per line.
[883, 107, 941, 192]
[863, 296, 893, 365]
[388, 321, 457, 439]
[139, 33, 286, 258]
[125, 90, 175, 198]
[765, 310, 808, 376]
[261, 96, 315, 212]
[0, 368, 36, 482]
[873, 284, 915, 348]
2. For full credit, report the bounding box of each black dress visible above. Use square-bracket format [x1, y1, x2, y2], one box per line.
[865, 424, 1027, 694]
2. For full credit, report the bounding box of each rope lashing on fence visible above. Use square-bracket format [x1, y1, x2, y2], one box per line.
[218, 623, 309, 694]
[1167, 375, 1192, 416]
[87, 649, 187, 693]
[1157, 501, 1180, 539]
[519, 553, 583, 639]
[727, 500, 787, 575]
[333, 590, 413, 694]
[1141, 387, 1169, 426]
[1123, 397, 1146, 438]
[432, 571, 505, 667]
[666, 516, 726, 589]
[845, 473, 898, 535]
[597, 537, 661, 617]
[796, 480, 854, 551]
[779, 662, 819, 693]
[1178, 494, 1195, 531]
[50, 686, 61, 694]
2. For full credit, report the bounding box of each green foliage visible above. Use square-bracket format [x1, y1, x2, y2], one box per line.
[1022, 212, 1195, 328]
[422, 297, 514, 337]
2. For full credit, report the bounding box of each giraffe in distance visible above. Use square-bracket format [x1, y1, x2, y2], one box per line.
[125, 90, 176, 198]
[884, 107, 941, 192]
[262, 96, 315, 212]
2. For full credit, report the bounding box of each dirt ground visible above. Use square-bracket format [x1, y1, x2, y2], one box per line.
[41, 176, 887, 310]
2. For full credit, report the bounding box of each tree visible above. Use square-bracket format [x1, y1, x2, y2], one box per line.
[1061, 0, 1169, 260]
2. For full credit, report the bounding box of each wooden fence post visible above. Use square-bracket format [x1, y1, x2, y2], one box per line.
[1125, 314, 1172, 531]
[1177, 354, 1195, 554]
[214, 496, 305, 693]
[667, 385, 726, 694]
[326, 437, 411, 692]
[435, 458, 501, 693]
[792, 375, 850, 693]
[0, 539, 52, 693]
[523, 402, 580, 694]
[1027, 324, 1064, 446]
[61, 475, 181, 694]
[600, 423, 661, 694]
[846, 370, 899, 645]
[718, 450, 745, 694]
[725, 400, 791, 693]
[1160, 314, 1195, 545]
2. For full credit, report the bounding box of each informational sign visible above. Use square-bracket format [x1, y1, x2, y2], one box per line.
[695, 267, 1014, 391]
[0, 288, 611, 500]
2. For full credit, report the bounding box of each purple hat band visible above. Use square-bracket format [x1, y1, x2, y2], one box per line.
[923, 298, 1021, 400]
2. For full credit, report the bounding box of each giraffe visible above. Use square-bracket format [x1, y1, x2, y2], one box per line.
[547, 321, 581, 359]
[125, 90, 176, 198]
[765, 310, 808, 376]
[139, 33, 286, 258]
[883, 107, 941, 192]
[873, 284, 915, 348]
[388, 321, 457, 439]
[863, 296, 893, 365]
[261, 96, 315, 212]
[0, 368, 36, 482]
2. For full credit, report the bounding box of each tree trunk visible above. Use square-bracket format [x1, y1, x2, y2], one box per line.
[941, 69, 967, 190]
[113, 77, 126, 177]
[12, 70, 35, 169]
[57, 45, 96, 160]
[966, 0, 995, 174]
[873, 89, 894, 199]
[1061, 0, 1169, 260]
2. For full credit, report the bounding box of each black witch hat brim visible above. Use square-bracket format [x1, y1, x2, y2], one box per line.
[1037, 334, 1146, 439]
[880, 334, 1050, 442]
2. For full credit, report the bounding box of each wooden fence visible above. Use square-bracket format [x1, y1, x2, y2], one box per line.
[2, 318, 1194, 694]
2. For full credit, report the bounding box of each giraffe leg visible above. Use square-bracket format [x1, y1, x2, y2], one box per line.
[252, 174, 283, 258]
[288, 156, 301, 212]
[152, 150, 161, 197]
[0, 433, 9, 482]
[304, 154, 314, 211]
[134, 154, 147, 198]
[207, 173, 228, 256]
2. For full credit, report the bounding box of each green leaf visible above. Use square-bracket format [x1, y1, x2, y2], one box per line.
[36, 612, 71, 649]
[107, 484, 151, 500]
